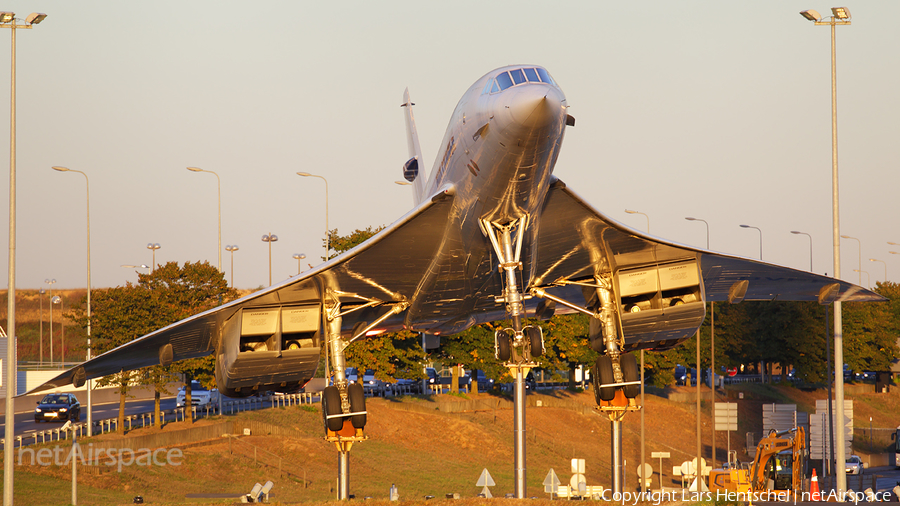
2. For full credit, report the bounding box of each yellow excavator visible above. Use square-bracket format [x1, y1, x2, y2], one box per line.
[709, 427, 806, 496]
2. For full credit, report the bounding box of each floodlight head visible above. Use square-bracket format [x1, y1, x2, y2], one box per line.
[186, 166, 204, 172]
[831, 7, 850, 20]
[740, 224, 751, 228]
[800, 9, 821, 21]
[297, 172, 312, 177]
[0, 12, 14, 24]
[791, 230, 802, 235]
[685, 217, 696, 221]
[51, 295, 61, 304]
[25, 13, 46, 24]
[51, 166, 69, 172]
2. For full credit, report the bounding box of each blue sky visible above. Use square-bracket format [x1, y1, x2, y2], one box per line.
[0, 1, 897, 290]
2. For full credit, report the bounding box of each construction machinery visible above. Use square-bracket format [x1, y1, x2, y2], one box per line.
[710, 427, 807, 495]
[749, 427, 806, 495]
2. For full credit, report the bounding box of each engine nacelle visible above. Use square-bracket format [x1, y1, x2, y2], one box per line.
[215, 305, 322, 397]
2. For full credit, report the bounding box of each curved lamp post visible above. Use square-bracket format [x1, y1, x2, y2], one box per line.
[739, 224, 763, 259]
[624, 209, 649, 233]
[869, 258, 886, 284]
[51, 166, 93, 438]
[297, 172, 329, 261]
[187, 167, 222, 272]
[791, 231, 813, 271]
[841, 235, 861, 284]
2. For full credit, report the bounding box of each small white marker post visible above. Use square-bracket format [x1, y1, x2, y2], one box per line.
[543, 468, 560, 499]
[476, 468, 495, 498]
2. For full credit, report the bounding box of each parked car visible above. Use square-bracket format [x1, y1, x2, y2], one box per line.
[674, 365, 687, 386]
[176, 380, 220, 409]
[34, 393, 80, 423]
[845, 455, 863, 475]
[391, 378, 422, 394]
[360, 369, 386, 395]
[468, 370, 495, 391]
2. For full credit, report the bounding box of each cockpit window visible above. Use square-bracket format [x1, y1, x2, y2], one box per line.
[536, 68, 554, 85]
[496, 72, 513, 91]
[482, 67, 555, 95]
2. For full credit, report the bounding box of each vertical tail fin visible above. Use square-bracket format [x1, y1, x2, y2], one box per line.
[401, 88, 427, 206]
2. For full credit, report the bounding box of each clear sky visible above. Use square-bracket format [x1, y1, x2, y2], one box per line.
[0, 1, 897, 291]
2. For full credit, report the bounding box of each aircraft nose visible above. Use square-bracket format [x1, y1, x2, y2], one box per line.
[505, 85, 566, 130]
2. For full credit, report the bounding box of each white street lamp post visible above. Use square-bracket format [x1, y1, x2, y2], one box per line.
[146, 243, 160, 273]
[297, 172, 330, 261]
[187, 167, 222, 272]
[791, 231, 813, 271]
[739, 224, 763, 259]
[262, 234, 278, 285]
[800, 6, 852, 495]
[3, 12, 47, 504]
[51, 166, 94, 438]
[293, 253, 306, 275]
[226, 245, 239, 287]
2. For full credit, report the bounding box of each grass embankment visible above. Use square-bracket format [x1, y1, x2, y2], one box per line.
[2, 383, 897, 505]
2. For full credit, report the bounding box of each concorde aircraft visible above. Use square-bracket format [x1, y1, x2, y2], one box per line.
[35, 65, 879, 494]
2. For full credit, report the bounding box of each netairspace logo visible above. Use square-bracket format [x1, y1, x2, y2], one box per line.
[17, 445, 184, 473]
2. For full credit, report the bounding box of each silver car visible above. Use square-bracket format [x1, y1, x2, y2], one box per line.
[845, 455, 863, 475]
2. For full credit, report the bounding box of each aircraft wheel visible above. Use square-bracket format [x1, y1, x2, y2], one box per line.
[322, 386, 344, 432]
[348, 383, 367, 429]
[496, 330, 511, 362]
[620, 353, 640, 399]
[526, 327, 543, 358]
[596, 355, 615, 402]
[590, 363, 603, 405]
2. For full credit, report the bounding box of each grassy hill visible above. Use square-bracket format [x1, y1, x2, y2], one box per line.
[2, 383, 898, 505]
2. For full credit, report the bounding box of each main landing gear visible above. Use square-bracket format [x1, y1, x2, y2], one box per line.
[319, 289, 408, 500]
[532, 275, 642, 496]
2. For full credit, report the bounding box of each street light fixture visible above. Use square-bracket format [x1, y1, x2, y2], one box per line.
[869, 258, 886, 284]
[739, 224, 763, 259]
[146, 243, 160, 273]
[4, 13, 48, 503]
[261, 234, 278, 285]
[685, 216, 716, 468]
[624, 209, 649, 233]
[853, 269, 869, 289]
[297, 172, 330, 261]
[51, 166, 94, 438]
[841, 235, 861, 285]
[293, 253, 307, 275]
[187, 167, 222, 273]
[225, 245, 239, 287]
[800, 7, 851, 494]
[791, 231, 813, 271]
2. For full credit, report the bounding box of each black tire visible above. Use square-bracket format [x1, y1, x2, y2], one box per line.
[590, 363, 603, 405]
[322, 386, 344, 432]
[496, 330, 511, 362]
[589, 318, 605, 353]
[620, 353, 640, 399]
[348, 383, 367, 429]
[526, 327, 543, 358]
[596, 355, 615, 402]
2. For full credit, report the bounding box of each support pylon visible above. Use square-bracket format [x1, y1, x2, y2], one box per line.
[810, 468, 821, 501]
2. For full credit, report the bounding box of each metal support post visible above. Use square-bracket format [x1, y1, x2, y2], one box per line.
[513, 365, 526, 499]
[611, 419, 623, 495]
[338, 449, 350, 500]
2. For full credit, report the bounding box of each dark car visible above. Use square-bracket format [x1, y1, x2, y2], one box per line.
[674, 365, 688, 386]
[35, 393, 80, 423]
[468, 370, 495, 391]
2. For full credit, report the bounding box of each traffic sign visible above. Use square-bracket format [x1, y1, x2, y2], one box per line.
[476, 468, 495, 487]
[543, 468, 560, 495]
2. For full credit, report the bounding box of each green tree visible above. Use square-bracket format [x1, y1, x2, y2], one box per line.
[70, 261, 236, 429]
